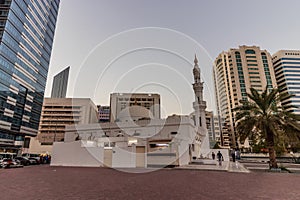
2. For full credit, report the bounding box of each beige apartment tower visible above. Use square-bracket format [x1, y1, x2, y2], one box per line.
[27, 98, 98, 154]
[213, 45, 277, 147]
[37, 98, 98, 145]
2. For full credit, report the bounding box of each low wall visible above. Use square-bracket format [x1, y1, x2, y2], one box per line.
[51, 141, 104, 167]
[112, 147, 136, 168]
[27, 137, 53, 154]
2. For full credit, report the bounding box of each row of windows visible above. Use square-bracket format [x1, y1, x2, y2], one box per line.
[287, 82, 300, 86]
[249, 72, 259, 74]
[275, 65, 300, 74]
[274, 62, 300, 69]
[261, 55, 272, 87]
[250, 80, 261, 83]
[118, 98, 154, 102]
[276, 70, 300, 77]
[0, 132, 15, 141]
[287, 87, 300, 90]
[278, 78, 300, 85]
[278, 74, 300, 79]
[250, 76, 260, 79]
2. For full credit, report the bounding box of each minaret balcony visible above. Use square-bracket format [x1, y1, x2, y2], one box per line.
[193, 101, 206, 109]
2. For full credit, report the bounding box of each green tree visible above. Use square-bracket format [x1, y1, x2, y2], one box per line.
[234, 87, 300, 168]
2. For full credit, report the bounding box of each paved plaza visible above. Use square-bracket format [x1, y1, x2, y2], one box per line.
[1, 165, 300, 200]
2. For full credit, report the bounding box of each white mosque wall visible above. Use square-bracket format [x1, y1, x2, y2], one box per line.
[112, 146, 136, 168]
[51, 141, 104, 167]
[177, 140, 191, 166]
[147, 147, 178, 167]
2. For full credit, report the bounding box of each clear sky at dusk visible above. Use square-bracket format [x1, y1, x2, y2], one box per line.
[47, 0, 300, 117]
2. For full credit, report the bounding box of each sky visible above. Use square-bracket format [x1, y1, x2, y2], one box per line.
[46, 0, 300, 117]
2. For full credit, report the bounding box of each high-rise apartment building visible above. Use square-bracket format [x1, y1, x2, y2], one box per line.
[205, 111, 216, 148]
[27, 98, 97, 154]
[213, 45, 277, 147]
[204, 111, 230, 148]
[97, 105, 110, 123]
[272, 50, 300, 115]
[109, 93, 161, 122]
[51, 66, 70, 98]
[0, 0, 60, 151]
[35, 98, 97, 143]
[214, 115, 230, 148]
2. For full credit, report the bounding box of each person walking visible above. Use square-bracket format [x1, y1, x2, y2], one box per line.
[231, 149, 236, 162]
[217, 151, 223, 166]
[212, 152, 215, 160]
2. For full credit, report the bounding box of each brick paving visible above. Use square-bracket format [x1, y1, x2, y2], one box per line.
[1, 165, 300, 200]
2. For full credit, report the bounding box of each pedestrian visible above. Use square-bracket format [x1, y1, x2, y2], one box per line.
[231, 149, 236, 162]
[45, 155, 48, 164]
[212, 152, 215, 160]
[40, 155, 43, 164]
[217, 151, 223, 166]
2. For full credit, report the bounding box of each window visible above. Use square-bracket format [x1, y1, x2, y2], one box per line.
[245, 49, 256, 54]
[250, 76, 260, 79]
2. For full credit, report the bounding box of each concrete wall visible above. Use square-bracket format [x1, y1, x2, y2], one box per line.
[111, 147, 136, 168]
[26, 137, 53, 154]
[178, 142, 190, 166]
[147, 146, 178, 167]
[51, 141, 104, 167]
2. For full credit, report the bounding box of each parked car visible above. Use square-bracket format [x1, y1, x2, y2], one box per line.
[0, 158, 23, 169]
[28, 157, 39, 165]
[0, 153, 16, 160]
[22, 153, 41, 164]
[14, 157, 31, 166]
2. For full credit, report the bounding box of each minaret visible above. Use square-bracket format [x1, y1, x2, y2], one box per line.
[192, 54, 207, 129]
[192, 54, 210, 157]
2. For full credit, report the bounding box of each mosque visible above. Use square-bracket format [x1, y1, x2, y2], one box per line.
[51, 56, 212, 168]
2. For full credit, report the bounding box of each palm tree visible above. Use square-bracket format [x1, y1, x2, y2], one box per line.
[234, 87, 300, 169]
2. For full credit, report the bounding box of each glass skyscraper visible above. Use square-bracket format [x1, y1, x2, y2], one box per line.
[0, 0, 60, 151]
[272, 50, 300, 115]
[51, 66, 69, 98]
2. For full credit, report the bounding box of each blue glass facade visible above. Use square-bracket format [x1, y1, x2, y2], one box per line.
[0, 0, 60, 150]
[273, 52, 300, 115]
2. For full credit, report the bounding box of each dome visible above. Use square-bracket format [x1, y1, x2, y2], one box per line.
[117, 106, 153, 122]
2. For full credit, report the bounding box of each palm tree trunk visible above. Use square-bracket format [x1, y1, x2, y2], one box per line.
[267, 129, 278, 169]
[268, 146, 278, 169]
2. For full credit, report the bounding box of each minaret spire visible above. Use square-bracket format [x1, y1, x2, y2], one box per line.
[194, 54, 198, 65]
[193, 54, 201, 83]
